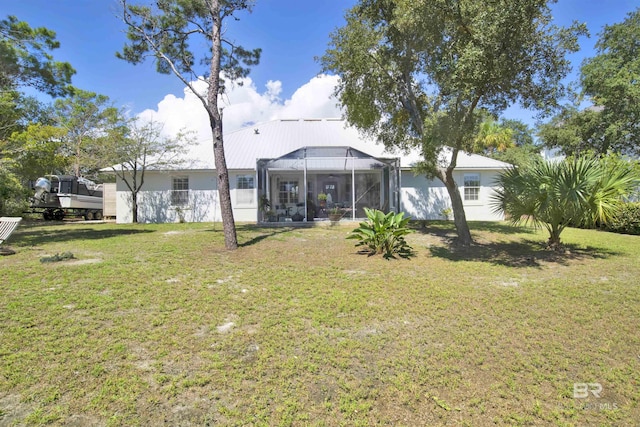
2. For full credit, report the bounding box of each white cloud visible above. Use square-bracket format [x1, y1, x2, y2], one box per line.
[137, 74, 343, 143]
[280, 74, 342, 119]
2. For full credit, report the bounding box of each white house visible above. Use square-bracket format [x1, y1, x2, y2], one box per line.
[113, 118, 510, 223]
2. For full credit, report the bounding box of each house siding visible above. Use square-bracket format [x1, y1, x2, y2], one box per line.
[456, 170, 504, 221]
[400, 170, 504, 221]
[116, 168, 504, 223]
[400, 172, 451, 220]
[115, 170, 262, 223]
[109, 120, 510, 224]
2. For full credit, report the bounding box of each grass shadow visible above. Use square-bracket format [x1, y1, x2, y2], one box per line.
[236, 225, 296, 248]
[410, 220, 536, 236]
[11, 225, 155, 247]
[468, 221, 538, 235]
[428, 238, 621, 268]
[353, 248, 416, 260]
[199, 224, 306, 247]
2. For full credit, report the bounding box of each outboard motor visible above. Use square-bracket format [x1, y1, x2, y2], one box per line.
[34, 177, 52, 202]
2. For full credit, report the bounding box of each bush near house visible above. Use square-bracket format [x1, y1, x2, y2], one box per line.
[568, 203, 640, 236]
[348, 208, 414, 259]
[602, 202, 640, 235]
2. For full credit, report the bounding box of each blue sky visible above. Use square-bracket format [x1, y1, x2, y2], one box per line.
[3, 0, 356, 114]
[3, 0, 638, 134]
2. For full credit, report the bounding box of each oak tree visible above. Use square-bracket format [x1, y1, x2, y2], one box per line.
[580, 8, 640, 156]
[540, 8, 640, 157]
[322, 0, 585, 245]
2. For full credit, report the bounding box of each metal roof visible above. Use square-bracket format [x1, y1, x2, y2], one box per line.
[179, 118, 511, 171]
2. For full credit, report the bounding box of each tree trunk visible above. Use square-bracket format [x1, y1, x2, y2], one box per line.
[132, 191, 138, 223]
[207, 0, 238, 250]
[438, 167, 473, 247]
[211, 116, 238, 249]
[547, 225, 563, 251]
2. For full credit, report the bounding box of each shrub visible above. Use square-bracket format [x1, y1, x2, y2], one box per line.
[492, 156, 639, 250]
[347, 208, 414, 259]
[603, 202, 640, 235]
[0, 166, 28, 216]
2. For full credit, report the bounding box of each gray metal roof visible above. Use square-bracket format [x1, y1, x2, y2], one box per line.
[182, 118, 512, 171]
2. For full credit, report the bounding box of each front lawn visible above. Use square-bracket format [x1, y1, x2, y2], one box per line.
[1, 221, 638, 426]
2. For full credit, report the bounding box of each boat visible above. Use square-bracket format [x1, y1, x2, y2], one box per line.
[30, 175, 104, 220]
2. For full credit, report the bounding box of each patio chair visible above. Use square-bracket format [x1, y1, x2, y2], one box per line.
[0, 217, 23, 250]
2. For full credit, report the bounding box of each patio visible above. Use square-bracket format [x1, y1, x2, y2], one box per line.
[256, 146, 400, 222]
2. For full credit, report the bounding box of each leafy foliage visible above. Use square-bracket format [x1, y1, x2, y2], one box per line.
[322, 0, 586, 246]
[500, 119, 535, 147]
[580, 8, 640, 156]
[537, 106, 611, 156]
[603, 202, 640, 235]
[54, 88, 125, 178]
[486, 118, 542, 168]
[0, 159, 28, 216]
[0, 15, 74, 210]
[488, 142, 542, 168]
[7, 124, 68, 179]
[473, 117, 514, 153]
[0, 15, 74, 96]
[347, 208, 414, 259]
[540, 8, 640, 157]
[492, 156, 640, 249]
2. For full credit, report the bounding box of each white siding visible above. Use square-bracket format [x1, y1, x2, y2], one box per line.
[400, 173, 451, 220]
[230, 170, 258, 222]
[117, 169, 504, 223]
[116, 171, 219, 223]
[456, 170, 504, 221]
[400, 170, 504, 221]
[115, 170, 263, 223]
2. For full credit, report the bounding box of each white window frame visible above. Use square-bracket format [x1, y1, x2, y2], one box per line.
[236, 175, 255, 205]
[278, 180, 299, 205]
[171, 176, 189, 206]
[463, 173, 480, 202]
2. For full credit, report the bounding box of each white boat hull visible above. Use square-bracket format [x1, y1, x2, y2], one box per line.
[57, 194, 103, 210]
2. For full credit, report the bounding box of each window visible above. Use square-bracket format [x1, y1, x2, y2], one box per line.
[236, 175, 255, 205]
[464, 173, 480, 201]
[278, 180, 299, 205]
[171, 176, 189, 206]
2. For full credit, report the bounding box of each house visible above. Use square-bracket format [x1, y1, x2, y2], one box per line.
[113, 118, 510, 223]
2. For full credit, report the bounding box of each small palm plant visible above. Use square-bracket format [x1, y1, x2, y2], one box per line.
[492, 156, 638, 250]
[348, 208, 414, 259]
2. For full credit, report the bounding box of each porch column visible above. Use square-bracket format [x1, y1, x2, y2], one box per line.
[303, 156, 308, 222]
[266, 169, 270, 220]
[351, 157, 356, 220]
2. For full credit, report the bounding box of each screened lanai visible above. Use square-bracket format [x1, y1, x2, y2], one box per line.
[257, 146, 400, 222]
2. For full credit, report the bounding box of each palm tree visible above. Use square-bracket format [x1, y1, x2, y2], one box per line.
[474, 118, 514, 153]
[492, 156, 638, 250]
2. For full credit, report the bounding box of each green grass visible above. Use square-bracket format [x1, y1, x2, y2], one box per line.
[1, 220, 639, 426]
